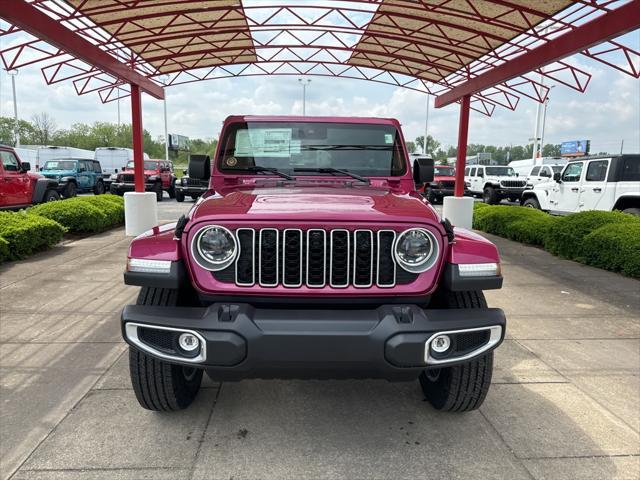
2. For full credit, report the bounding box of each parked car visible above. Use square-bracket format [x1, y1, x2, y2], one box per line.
[109, 159, 176, 201]
[94, 147, 150, 191]
[524, 164, 565, 188]
[520, 154, 640, 215]
[422, 165, 456, 203]
[175, 172, 208, 202]
[0, 146, 60, 209]
[121, 115, 506, 413]
[464, 165, 527, 204]
[40, 158, 106, 197]
[509, 157, 566, 177]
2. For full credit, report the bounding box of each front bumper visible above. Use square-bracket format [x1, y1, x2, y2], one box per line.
[495, 187, 526, 197]
[121, 303, 506, 381]
[176, 184, 207, 196]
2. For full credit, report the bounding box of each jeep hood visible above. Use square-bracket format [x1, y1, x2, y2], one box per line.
[42, 169, 75, 176]
[190, 186, 440, 225]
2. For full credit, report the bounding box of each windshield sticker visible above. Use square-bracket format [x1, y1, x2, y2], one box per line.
[235, 128, 293, 157]
[225, 156, 238, 167]
[384, 134, 393, 144]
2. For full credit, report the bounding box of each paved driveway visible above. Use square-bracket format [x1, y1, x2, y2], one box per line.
[1, 199, 638, 479]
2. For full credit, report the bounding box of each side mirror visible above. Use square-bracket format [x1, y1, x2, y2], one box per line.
[413, 157, 434, 185]
[183, 169, 188, 175]
[20, 162, 31, 172]
[553, 172, 562, 182]
[516, 173, 519, 177]
[188, 154, 211, 181]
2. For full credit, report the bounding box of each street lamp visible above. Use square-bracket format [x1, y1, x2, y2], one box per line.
[7, 69, 20, 147]
[539, 85, 555, 157]
[298, 78, 311, 116]
[159, 75, 170, 162]
[424, 93, 430, 155]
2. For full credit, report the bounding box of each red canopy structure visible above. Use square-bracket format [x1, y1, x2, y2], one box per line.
[1, 0, 638, 199]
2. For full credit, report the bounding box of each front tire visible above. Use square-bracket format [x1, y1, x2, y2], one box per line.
[425, 188, 437, 204]
[483, 186, 498, 205]
[420, 290, 494, 412]
[129, 287, 203, 411]
[63, 182, 77, 198]
[168, 181, 176, 199]
[622, 207, 640, 216]
[175, 189, 185, 202]
[93, 181, 105, 195]
[154, 182, 163, 202]
[43, 189, 60, 202]
[523, 197, 541, 209]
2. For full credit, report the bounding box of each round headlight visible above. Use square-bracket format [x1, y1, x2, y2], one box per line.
[193, 225, 237, 271]
[181, 177, 188, 185]
[394, 228, 438, 273]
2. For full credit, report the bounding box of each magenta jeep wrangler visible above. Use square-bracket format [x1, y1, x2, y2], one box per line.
[122, 116, 505, 412]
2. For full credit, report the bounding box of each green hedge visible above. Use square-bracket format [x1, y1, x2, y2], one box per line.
[29, 195, 125, 234]
[473, 204, 640, 278]
[0, 211, 67, 262]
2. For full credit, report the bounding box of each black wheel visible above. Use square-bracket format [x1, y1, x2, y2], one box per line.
[64, 182, 77, 198]
[420, 290, 494, 412]
[622, 207, 640, 216]
[168, 180, 176, 199]
[523, 197, 541, 209]
[93, 181, 105, 195]
[43, 189, 60, 202]
[154, 182, 163, 202]
[175, 189, 185, 202]
[425, 188, 437, 204]
[483, 186, 498, 205]
[129, 287, 203, 411]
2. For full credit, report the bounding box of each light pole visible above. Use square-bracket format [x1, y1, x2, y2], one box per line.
[7, 69, 20, 147]
[539, 85, 555, 157]
[159, 75, 170, 162]
[424, 93, 430, 155]
[298, 78, 311, 115]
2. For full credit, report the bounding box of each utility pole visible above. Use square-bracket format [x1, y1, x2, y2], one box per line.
[424, 93, 430, 155]
[298, 78, 311, 115]
[7, 69, 20, 147]
[539, 86, 554, 158]
[620, 139, 624, 154]
[159, 75, 170, 161]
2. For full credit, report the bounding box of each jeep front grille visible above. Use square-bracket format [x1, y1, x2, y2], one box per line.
[120, 174, 135, 183]
[218, 228, 412, 288]
[440, 180, 455, 188]
[500, 180, 526, 188]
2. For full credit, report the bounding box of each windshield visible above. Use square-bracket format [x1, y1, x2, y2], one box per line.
[486, 166, 517, 176]
[434, 166, 454, 176]
[126, 161, 160, 170]
[218, 122, 407, 177]
[43, 160, 76, 170]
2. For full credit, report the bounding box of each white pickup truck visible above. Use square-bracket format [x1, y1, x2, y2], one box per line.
[520, 155, 640, 215]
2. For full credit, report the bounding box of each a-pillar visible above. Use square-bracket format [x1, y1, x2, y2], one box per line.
[443, 94, 474, 229]
[124, 83, 158, 236]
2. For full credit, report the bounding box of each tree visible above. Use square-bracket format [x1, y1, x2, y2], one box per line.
[31, 112, 57, 145]
[415, 135, 440, 155]
[405, 141, 416, 153]
[542, 144, 561, 157]
[0, 117, 37, 146]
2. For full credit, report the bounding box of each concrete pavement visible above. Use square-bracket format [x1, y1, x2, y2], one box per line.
[1, 198, 638, 479]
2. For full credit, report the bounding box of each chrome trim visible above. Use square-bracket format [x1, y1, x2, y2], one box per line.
[234, 228, 255, 286]
[282, 228, 303, 287]
[191, 225, 238, 272]
[125, 322, 207, 364]
[259, 228, 279, 287]
[376, 230, 397, 288]
[353, 229, 374, 288]
[424, 326, 502, 365]
[394, 228, 439, 274]
[329, 229, 350, 288]
[306, 229, 326, 288]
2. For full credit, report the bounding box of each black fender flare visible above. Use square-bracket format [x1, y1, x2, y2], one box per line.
[32, 178, 59, 203]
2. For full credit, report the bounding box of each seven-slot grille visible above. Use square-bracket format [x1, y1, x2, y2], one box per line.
[185, 177, 206, 187]
[228, 228, 405, 288]
[120, 174, 135, 183]
[440, 180, 455, 188]
[500, 179, 526, 188]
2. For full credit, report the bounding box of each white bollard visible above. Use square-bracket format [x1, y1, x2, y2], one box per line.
[442, 196, 475, 230]
[124, 192, 158, 237]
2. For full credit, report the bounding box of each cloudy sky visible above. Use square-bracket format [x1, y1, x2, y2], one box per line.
[0, 31, 638, 154]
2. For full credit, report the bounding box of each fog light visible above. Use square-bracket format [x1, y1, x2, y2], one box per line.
[178, 333, 200, 352]
[431, 334, 451, 353]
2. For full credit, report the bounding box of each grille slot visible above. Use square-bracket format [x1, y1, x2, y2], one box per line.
[227, 228, 417, 288]
[500, 180, 526, 188]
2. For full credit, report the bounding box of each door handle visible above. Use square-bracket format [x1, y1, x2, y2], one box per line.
[571, 188, 579, 192]
[592, 188, 602, 193]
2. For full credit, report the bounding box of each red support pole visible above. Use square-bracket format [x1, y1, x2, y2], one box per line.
[454, 95, 470, 197]
[130, 83, 145, 193]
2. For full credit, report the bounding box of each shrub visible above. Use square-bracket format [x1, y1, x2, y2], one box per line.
[543, 210, 640, 260]
[76, 196, 125, 225]
[473, 205, 557, 246]
[30, 197, 107, 233]
[582, 222, 640, 278]
[0, 211, 66, 262]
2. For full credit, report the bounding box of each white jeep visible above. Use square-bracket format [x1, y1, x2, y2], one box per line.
[520, 155, 640, 215]
[464, 165, 527, 204]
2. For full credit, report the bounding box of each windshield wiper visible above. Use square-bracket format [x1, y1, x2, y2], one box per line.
[300, 144, 392, 151]
[294, 167, 370, 184]
[237, 165, 295, 180]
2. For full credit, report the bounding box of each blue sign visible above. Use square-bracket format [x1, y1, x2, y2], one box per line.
[561, 140, 590, 156]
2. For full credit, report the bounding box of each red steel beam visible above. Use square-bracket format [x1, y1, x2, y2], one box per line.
[454, 95, 471, 197]
[435, 0, 640, 108]
[130, 84, 145, 193]
[0, 0, 164, 100]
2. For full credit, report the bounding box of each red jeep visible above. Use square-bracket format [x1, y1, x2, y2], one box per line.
[423, 165, 457, 204]
[109, 159, 176, 201]
[121, 116, 505, 414]
[0, 146, 60, 209]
